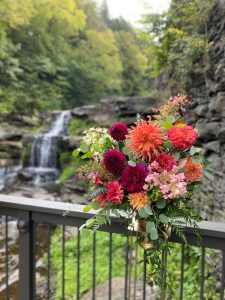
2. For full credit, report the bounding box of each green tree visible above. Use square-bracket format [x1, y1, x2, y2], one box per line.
[115, 31, 148, 96]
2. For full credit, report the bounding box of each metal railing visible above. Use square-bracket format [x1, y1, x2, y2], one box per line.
[0, 194, 225, 300]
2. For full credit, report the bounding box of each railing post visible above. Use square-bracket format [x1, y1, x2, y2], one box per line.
[17, 211, 35, 300]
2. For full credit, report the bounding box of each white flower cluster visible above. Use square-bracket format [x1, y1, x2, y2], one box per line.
[83, 127, 114, 154]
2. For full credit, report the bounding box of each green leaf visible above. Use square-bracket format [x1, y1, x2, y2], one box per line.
[166, 115, 175, 123]
[105, 137, 112, 148]
[190, 146, 201, 155]
[139, 208, 148, 219]
[91, 200, 101, 210]
[150, 228, 158, 240]
[146, 221, 155, 233]
[83, 205, 92, 213]
[172, 153, 180, 161]
[128, 161, 136, 167]
[162, 122, 172, 129]
[80, 142, 89, 153]
[144, 204, 153, 215]
[86, 218, 95, 228]
[156, 198, 166, 209]
[163, 140, 173, 148]
[179, 159, 187, 169]
[122, 147, 131, 156]
[72, 149, 79, 157]
[192, 156, 202, 164]
[81, 151, 94, 159]
[159, 214, 169, 224]
[81, 229, 91, 238]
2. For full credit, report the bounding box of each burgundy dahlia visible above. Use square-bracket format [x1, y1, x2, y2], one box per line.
[121, 164, 148, 193]
[151, 153, 177, 171]
[110, 123, 128, 141]
[103, 149, 126, 174]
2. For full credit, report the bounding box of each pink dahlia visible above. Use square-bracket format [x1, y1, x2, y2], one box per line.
[167, 124, 198, 150]
[151, 153, 177, 171]
[106, 181, 124, 205]
[110, 123, 128, 141]
[103, 149, 126, 174]
[121, 164, 148, 193]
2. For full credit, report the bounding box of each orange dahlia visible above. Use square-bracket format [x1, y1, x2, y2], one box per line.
[183, 158, 203, 182]
[128, 192, 149, 210]
[127, 120, 164, 160]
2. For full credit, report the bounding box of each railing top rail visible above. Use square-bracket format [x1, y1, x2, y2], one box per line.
[1, 194, 225, 243]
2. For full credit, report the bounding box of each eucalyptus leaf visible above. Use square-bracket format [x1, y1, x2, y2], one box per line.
[156, 198, 166, 209]
[146, 221, 155, 233]
[91, 200, 101, 210]
[139, 208, 148, 219]
[172, 153, 180, 161]
[166, 115, 175, 124]
[128, 161, 136, 167]
[83, 205, 92, 213]
[150, 228, 158, 240]
[159, 214, 169, 224]
[179, 159, 187, 169]
[163, 141, 173, 148]
[192, 156, 202, 164]
[190, 146, 201, 155]
[86, 218, 95, 228]
[80, 142, 89, 153]
[81, 151, 94, 159]
[72, 149, 79, 157]
[162, 122, 172, 129]
[144, 204, 153, 215]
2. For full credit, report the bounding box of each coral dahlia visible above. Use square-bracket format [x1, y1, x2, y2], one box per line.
[96, 193, 107, 208]
[183, 158, 203, 182]
[168, 124, 198, 150]
[127, 120, 164, 160]
[121, 164, 148, 193]
[128, 192, 149, 210]
[106, 181, 124, 205]
[151, 153, 177, 171]
[110, 123, 128, 141]
[103, 149, 126, 174]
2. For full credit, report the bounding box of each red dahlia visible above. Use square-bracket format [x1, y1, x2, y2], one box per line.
[168, 124, 198, 150]
[106, 181, 124, 205]
[103, 149, 126, 174]
[110, 123, 128, 141]
[151, 153, 177, 171]
[121, 164, 148, 193]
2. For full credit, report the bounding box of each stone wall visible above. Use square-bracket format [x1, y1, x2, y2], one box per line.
[187, 0, 225, 222]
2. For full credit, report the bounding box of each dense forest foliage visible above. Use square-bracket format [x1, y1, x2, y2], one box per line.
[0, 0, 148, 114]
[139, 0, 216, 97]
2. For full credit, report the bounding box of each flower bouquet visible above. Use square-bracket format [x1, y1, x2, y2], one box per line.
[73, 95, 203, 294]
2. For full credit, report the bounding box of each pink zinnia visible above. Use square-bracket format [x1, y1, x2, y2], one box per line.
[106, 181, 124, 205]
[103, 149, 126, 174]
[110, 123, 128, 141]
[167, 124, 198, 150]
[121, 164, 148, 193]
[151, 153, 177, 171]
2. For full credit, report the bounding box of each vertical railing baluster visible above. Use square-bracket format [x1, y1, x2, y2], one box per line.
[47, 225, 51, 300]
[32, 222, 36, 300]
[77, 230, 80, 300]
[143, 250, 147, 300]
[200, 246, 205, 300]
[5, 216, 9, 300]
[108, 233, 112, 300]
[17, 211, 35, 300]
[92, 232, 96, 300]
[220, 250, 225, 300]
[62, 225, 65, 300]
[124, 237, 129, 300]
[180, 243, 185, 300]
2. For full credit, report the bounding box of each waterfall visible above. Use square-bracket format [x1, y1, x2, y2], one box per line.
[26, 111, 71, 185]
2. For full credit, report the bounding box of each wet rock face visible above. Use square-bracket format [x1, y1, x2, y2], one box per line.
[187, 1, 225, 222]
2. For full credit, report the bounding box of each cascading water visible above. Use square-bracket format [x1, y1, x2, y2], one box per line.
[26, 111, 71, 185]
